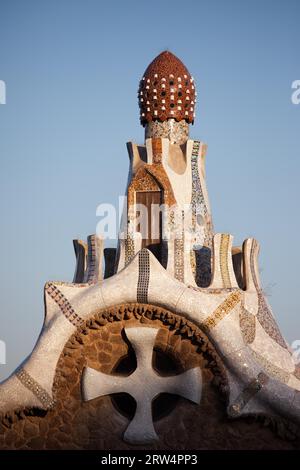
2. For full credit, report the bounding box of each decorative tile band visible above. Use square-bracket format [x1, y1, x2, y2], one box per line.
[45, 283, 84, 328]
[145, 120, 189, 146]
[174, 210, 185, 282]
[86, 235, 96, 284]
[239, 306, 256, 344]
[251, 349, 290, 384]
[191, 141, 208, 216]
[125, 235, 135, 266]
[16, 368, 56, 410]
[201, 291, 242, 332]
[137, 249, 150, 303]
[220, 234, 231, 288]
[190, 141, 212, 245]
[228, 372, 269, 417]
[190, 141, 213, 286]
[257, 292, 287, 350]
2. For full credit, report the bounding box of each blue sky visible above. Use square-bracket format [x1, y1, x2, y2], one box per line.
[0, 0, 299, 381]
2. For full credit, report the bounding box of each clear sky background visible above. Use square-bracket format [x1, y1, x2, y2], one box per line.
[0, 0, 299, 382]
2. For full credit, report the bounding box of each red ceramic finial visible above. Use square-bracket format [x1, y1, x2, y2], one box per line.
[138, 51, 196, 126]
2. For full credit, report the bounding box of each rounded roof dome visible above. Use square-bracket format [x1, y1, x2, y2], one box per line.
[138, 51, 196, 126]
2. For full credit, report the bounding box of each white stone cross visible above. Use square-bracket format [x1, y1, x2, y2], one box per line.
[82, 326, 202, 445]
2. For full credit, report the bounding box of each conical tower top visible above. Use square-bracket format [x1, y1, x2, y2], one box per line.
[138, 51, 196, 126]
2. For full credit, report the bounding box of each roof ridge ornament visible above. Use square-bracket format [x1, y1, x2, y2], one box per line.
[138, 51, 196, 126]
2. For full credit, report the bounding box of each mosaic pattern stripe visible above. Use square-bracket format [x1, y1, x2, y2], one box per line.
[125, 235, 135, 266]
[86, 235, 97, 284]
[220, 234, 231, 288]
[191, 141, 208, 219]
[190, 141, 213, 286]
[191, 141, 214, 247]
[201, 291, 242, 332]
[229, 372, 269, 417]
[239, 307, 256, 344]
[257, 292, 287, 350]
[45, 283, 84, 328]
[145, 120, 189, 146]
[137, 249, 150, 303]
[16, 368, 55, 409]
[174, 210, 185, 282]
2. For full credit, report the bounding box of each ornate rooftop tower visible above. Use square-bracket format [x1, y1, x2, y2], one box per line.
[116, 51, 213, 287]
[1, 51, 300, 451]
